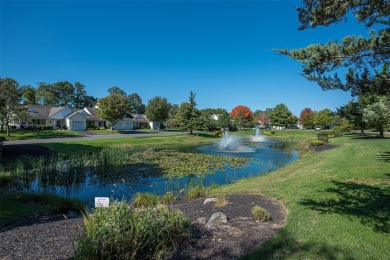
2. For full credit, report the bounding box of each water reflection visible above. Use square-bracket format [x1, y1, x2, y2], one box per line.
[2, 141, 298, 207]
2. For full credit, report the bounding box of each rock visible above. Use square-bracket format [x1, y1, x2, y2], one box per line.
[205, 212, 227, 228]
[204, 198, 217, 204]
[196, 217, 207, 224]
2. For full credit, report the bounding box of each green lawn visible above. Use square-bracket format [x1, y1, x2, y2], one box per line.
[213, 133, 390, 259]
[0, 130, 85, 140]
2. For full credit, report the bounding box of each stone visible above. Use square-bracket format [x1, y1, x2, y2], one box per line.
[205, 212, 227, 228]
[203, 198, 217, 204]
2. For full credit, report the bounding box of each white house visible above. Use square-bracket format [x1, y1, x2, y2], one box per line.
[12, 105, 151, 131]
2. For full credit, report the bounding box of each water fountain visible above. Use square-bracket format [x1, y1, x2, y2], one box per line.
[250, 126, 266, 142]
[218, 132, 240, 150]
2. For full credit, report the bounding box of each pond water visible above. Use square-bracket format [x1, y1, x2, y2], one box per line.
[23, 139, 298, 207]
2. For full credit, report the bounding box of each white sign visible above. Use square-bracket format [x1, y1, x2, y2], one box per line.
[95, 197, 110, 208]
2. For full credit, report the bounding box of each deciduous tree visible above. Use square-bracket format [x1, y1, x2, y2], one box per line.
[96, 94, 128, 132]
[363, 97, 390, 138]
[313, 108, 336, 129]
[231, 105, 253, 129]
[145, 96, 170, 128]
[0, 77, 23, 136]
[20, 85, 37, 105]
[127, 93, 145, 114]
[299, 107, 315, 128]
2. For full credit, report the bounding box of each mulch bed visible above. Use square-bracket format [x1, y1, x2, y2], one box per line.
[311, 143, 338, 152]
[0, 194, 286, 260]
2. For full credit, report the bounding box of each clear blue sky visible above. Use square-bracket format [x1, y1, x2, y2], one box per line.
[1, 0, 370, 116]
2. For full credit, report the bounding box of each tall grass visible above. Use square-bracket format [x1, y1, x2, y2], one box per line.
[76, 200, 190, 259]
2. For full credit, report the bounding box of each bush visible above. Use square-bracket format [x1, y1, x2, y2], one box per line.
[186, 185, 209, 200]
[213, 130, 222, 137]
[264, 131, 276, 135]
[61, 125, 68, 130]
[40, 126, 53, 130]
[331, 126, 345, 137]
[317, 132, 329, 142]
[160, 192, 176, 204]
[311, 140, 325, 146]
[0, 136, 5, 143]
[131, 192, 159, 208]
[251, 205, 270, 221]
[76, 201, 190, 259]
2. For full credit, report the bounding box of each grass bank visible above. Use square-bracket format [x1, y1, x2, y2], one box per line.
[214, 133, 390, 259]
[0, 130, 84, 140]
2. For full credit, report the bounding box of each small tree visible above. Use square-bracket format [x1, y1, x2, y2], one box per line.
[363, 97, 390, 138]
[96, 94, 128, 132]
[314, 109, 336, 129]
[176, 91, 199, 134]
[299, 108, 315, 128]
[145, 96, 170, 129]
[217, 111, 231, 134]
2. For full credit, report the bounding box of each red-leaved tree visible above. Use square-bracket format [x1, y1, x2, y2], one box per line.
[231, 105, 253, 121]
[299, 107, 315, 128]
[257, 113, 269, 126]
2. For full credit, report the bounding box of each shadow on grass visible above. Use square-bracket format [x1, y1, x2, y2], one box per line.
[300, 180, 390, 233]
[240, 228, 354, 260]
[377, 151, 390, 163]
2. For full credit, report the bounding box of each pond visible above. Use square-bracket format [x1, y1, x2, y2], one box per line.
[6, 136, 298, 207]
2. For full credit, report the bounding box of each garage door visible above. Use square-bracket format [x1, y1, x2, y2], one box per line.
[124, 122, 133, 130]
[114, 122, 122, 130]
[72, 121, 84, 131]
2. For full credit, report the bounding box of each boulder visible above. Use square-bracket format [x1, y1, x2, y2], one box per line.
[203, 198, 217, 204]
[205, 212, 227, 229]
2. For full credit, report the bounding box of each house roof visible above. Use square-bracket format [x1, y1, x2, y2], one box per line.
[65, 111, 82, 119]
[24, 105, 52, 118]
[48, 107, 67, 117]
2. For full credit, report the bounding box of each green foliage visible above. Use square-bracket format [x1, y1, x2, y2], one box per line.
[131, 193, 159, 208]
[76, 200, 190, 259]
[269, 103, 293, 127]
[160, 192, 176, 204]
[0, 136, 5, 142]
[186, 185, 210, 200]
[299, 108, 315, 128]
[0, 77, 23, 136]
[363, 97, 390, 138]
[317, 132, 329, 142]
[276, 1, 389, 97]
[251, 205, 270, 221]
[176, 91, 200, 134]
[96, 94, 128, 132]
[313, 109, 336, 129]
[145, 96, 170, 123]
[311, 140, 324, 146]
[213, 130, 222, 137]
[127, 93, 145, 114]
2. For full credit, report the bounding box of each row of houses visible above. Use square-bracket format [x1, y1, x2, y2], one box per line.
[11, 105, 152, 131]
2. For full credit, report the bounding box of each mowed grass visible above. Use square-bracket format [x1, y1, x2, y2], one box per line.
[214, 133, 390, 259]
[0, 130, 85, 140]
[42, 132, 215, 155]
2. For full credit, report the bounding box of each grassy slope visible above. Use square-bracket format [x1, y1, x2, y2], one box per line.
[214, 133, 390, 259]
[0, 130, 84, 140]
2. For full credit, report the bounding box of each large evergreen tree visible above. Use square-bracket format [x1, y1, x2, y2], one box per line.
[269, 103, 292, 127]
[276, 0, 389, 97]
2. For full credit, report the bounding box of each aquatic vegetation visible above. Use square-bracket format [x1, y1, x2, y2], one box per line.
[127, 150, 250, 177]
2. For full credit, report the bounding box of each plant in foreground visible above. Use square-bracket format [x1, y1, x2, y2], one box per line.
[251, 205, 270, 222]
[76, 200, 190, 259]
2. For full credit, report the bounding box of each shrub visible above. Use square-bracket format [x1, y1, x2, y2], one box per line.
[76, 201, 190, 259]
[186, 185, 209, 200]
[40, 126, 53, 130]
[215, 194, 229, 207]
[331, 126, 344, 137]
[317, 132, 329, 142]
[0, 136, 5, 143]
[61, 125, 68, 130]
[213, 130, 222, 137]
[311, 140, 324, 146]
[251, 205, 270, 221]
[160, 192, 176, 204]
[132, 192, 159, 208]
